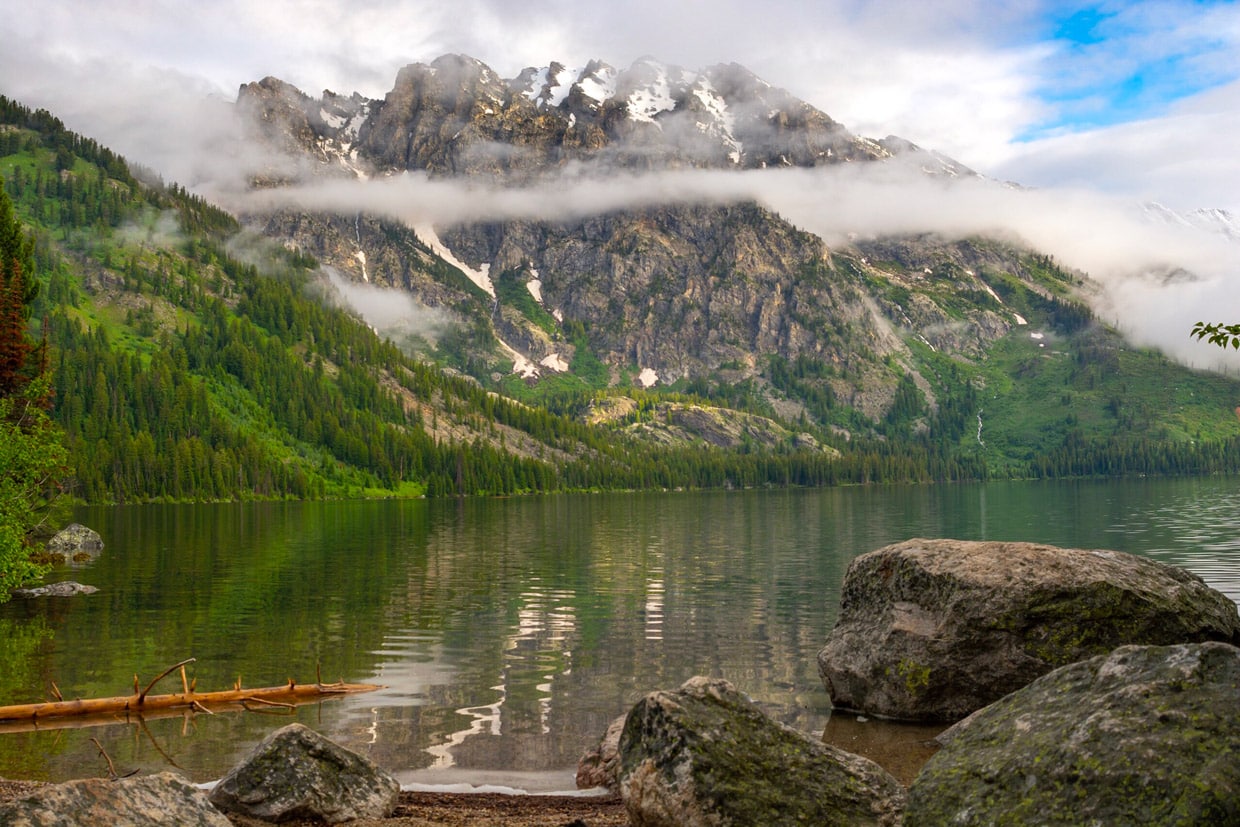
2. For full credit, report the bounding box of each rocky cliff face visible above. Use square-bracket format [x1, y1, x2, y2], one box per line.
[237, 54, 897, 180]
[440, 203, 884, 382]
[232, 54, 1050, 435]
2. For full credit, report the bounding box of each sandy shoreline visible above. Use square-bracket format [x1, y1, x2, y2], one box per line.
[0, 717, 940, 824]
[0, 778, 630, 826]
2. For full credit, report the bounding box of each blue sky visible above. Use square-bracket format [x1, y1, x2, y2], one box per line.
[1028, 1, 1238, 137]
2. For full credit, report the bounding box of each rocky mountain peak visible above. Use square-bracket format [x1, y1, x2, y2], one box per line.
[237, 53, 905, 180]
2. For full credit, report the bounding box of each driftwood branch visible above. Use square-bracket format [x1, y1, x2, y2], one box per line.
[139, 658, 196, 703]
[0, 659, 383, 727]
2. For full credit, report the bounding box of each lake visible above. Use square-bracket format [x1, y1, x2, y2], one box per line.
[1, 477, 1238, 788]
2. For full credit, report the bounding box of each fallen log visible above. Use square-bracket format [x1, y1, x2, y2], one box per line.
[0, 659, 383, 726]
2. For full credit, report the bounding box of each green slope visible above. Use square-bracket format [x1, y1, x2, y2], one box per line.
[5, 94, 1240, 503]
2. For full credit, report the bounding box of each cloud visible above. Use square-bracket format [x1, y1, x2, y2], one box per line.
[320, 267, 456, 345]
[5, 0, 1239, 212]
[230, 158, 1240, 370]
[4, 0, 1239, 370]
[994, 79, 1240, 213]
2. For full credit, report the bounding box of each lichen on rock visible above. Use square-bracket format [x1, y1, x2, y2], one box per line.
[817, 538, 1240, 721]
[208, 722, 399, 824]
[618, 676, 905, 827]
[906, 642, 1240, 825]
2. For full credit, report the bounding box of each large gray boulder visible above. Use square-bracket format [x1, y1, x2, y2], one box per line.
[0, 772, 230, 826]
[818, 538, 1240, 721]
[618, 676, 905, 827]
[47, 524, 104, 557]
[906, 642, 1240, 825]
[208, 723, 400, 823]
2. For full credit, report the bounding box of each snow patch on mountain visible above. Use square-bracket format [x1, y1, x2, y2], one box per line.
[499, 339, 539, 379]
[574, 62, 618, 105]
[540, 353, 569, 372]
[621, 59, 680, 125]
[1142, 203, 1240, 243]
[413, 223, 495, 297]
[690, 77, 741, 163]
[320, 108, 345, 130]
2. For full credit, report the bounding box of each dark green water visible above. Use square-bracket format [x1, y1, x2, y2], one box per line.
[1, 478, 1238, 788]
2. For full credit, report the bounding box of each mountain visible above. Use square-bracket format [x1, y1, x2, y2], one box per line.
[237, 56, 981, 399]
[236, 54, 903, 179]
[1142, 202, 1240, 244]
[227, 55, 1240, 472]
[4, 52, 1240, 505]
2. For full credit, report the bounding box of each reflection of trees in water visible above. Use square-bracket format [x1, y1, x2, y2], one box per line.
[363, 491, 845, 776]
[0, 616, 53, 705]
[0, 616, 60, 776]
[27, 481, 1234, 784]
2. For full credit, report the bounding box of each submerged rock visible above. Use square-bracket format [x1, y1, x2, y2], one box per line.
[618, 676, 905, 827]
[906, 642, 1240, 825]
[0, 772, 229, 826]
[208, 723, 399, 824]
[817, 538, 1240, 721]
[12, 581, 98, 598]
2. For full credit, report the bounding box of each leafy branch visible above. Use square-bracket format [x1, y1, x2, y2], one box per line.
[1190, 322, 1240, 350]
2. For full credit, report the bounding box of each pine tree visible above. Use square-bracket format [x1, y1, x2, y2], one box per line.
[0, 183, 67, 600]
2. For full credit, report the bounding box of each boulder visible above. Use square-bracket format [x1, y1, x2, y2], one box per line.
[576, 714, 626, 790]
[617, 676, 905, 827]
[12, 581, 98, 598]
[46, 524, 104, 557]
[0, 771, 230, 826]
[208, 723, 400, 823]
[817, 538, 1240, 721]
[906, 642, 1240, 825]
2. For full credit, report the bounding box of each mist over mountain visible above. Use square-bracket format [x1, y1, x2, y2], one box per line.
[6, 52, 1240, 501]
[227, 53, 1240, 381]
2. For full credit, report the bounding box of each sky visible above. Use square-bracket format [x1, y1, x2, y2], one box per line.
[2, 0, 1240, 366]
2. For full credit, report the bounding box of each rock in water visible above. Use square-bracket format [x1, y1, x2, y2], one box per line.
[46, 523, 104, 556]
[11, 581, 98, 598]
[618, 676, 905, 827]
[817, 538, 1240, 720]
[208, 723, 399, 823]
[0, 772, 230, 826]
[906, 642, 1240, 825]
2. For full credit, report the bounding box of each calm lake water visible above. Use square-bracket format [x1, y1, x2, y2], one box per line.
[1, 478, 1238, 788]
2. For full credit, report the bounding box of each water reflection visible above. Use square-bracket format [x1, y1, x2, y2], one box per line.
[0, 479, 1238, 786]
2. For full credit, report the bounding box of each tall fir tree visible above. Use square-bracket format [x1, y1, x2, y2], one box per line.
[0, 182, 66, 600]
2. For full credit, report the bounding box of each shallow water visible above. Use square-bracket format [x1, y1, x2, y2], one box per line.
[1, 478, 1237, 787]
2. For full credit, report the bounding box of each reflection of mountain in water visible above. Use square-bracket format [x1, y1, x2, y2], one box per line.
[11, 480, 1239, 785]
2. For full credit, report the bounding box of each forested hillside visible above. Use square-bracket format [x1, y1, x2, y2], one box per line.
[3, 94, 1240, 508]
[0, 97, 956, 503]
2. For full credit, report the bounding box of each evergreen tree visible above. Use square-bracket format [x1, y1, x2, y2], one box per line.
[0, 183, 67, 600]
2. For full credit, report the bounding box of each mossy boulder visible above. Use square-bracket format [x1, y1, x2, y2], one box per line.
[46, 524, 104, 558]
[817, 538, 1240, 721]
[906, 642, 1240, 825]
[617, 676, 905, 827]
[208, 723, 399, 823]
